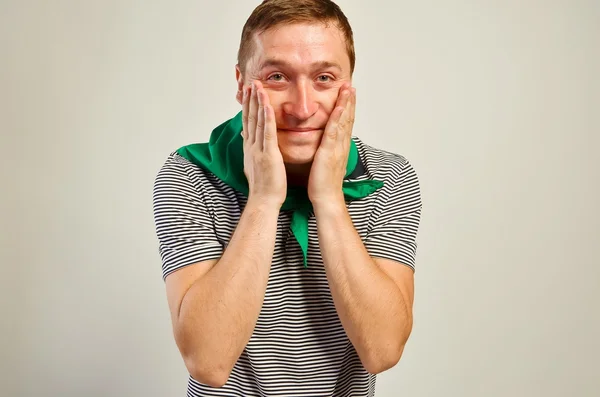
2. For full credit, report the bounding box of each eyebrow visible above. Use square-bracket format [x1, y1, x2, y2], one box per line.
[258, 58, 342, 72]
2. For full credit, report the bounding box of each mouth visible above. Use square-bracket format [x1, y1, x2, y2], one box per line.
[278, 128, 322, 134]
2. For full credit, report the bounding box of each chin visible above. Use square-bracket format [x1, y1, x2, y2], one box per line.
[280, 147, 317, 165]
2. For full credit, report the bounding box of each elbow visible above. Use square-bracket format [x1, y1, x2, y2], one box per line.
[361, 341, 407, 375]
[363, 318, 413, 374]
[185, 357, 232, 388]
[362, 353, 401, 375]
[190, 370, 230, 388]
[175, 329, 234, 387]
[178, 342, 233, 387]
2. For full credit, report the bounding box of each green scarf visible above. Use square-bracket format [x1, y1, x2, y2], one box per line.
[176, 111, 384, 267]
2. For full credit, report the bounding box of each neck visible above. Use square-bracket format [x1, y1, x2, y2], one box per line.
[285, 162, 312, 187]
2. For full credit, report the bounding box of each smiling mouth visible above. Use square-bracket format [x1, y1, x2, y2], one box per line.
[278, 128, 322, 133]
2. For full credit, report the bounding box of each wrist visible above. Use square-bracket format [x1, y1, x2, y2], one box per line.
[245, 196, 283, 214]
[311, 194, 347, 215]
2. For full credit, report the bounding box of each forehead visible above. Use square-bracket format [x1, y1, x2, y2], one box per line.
[249, 22, 350, 72]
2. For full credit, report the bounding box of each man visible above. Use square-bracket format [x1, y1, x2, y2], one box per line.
[152, 0, 422, 396]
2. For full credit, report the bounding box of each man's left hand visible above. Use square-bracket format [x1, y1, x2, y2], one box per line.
[308, 84, 356, 206]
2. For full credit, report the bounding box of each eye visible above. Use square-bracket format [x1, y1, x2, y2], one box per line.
[267, 73, 285, 82]
[317, 75, 333, 82]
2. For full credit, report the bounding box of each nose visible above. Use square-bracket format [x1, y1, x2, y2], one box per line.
[282, 80, 319, 121]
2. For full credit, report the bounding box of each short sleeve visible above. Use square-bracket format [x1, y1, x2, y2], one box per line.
[152, 154, 224, 281]
[364, 158, 422, 271]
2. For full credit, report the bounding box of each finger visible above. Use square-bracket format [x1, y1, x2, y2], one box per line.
[334, 87, 352, 120]
[263, 103, 279, 152]
[339, 87, 356, 144]
[256, 88, 266, 151]
[248, 81, 258, 145]
[338, 82, 352, 103]
[320, 106, 345, 149]
[241, 85, 250, 140]
[322, 89, 351, 146]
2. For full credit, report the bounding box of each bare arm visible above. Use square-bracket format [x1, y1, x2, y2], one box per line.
[313, 199, 414, 374]
[164, 81, 286, 387]
[306, 84, 420, 375]
[166, 199, 280, 387]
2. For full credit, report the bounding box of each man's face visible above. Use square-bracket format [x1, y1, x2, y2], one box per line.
[236, 23, 352, 165]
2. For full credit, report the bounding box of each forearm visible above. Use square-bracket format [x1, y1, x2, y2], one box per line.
[176, 199, 279, 384]
[313, 198, 412, 373]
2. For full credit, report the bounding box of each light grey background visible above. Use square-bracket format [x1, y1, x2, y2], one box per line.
[1, 1, 598, 396]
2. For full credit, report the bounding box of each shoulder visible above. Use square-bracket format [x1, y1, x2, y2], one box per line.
[153, 150, 238, 207]
[154, 150, 216, 190]
[352, 136, 419, 186]
[155, 151, 201, 180]
[152, 151, 216, 212]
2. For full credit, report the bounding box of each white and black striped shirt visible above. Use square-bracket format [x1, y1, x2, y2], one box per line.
[152, 136, 422, 397]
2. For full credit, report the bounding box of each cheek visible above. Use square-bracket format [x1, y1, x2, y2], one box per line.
[319, 91, 339, 115]
[262, 91, 281, 111]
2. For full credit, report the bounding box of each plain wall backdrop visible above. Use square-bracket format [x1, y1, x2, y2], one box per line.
[1, 1, 599, 396]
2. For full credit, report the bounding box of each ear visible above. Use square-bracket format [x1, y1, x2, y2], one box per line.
[235, 65, 244, 105]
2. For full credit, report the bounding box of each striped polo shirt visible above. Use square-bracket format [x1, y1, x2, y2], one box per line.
[152, 135, 422, 397]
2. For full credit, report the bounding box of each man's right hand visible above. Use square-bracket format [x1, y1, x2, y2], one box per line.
[242, 80, 287, 207]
